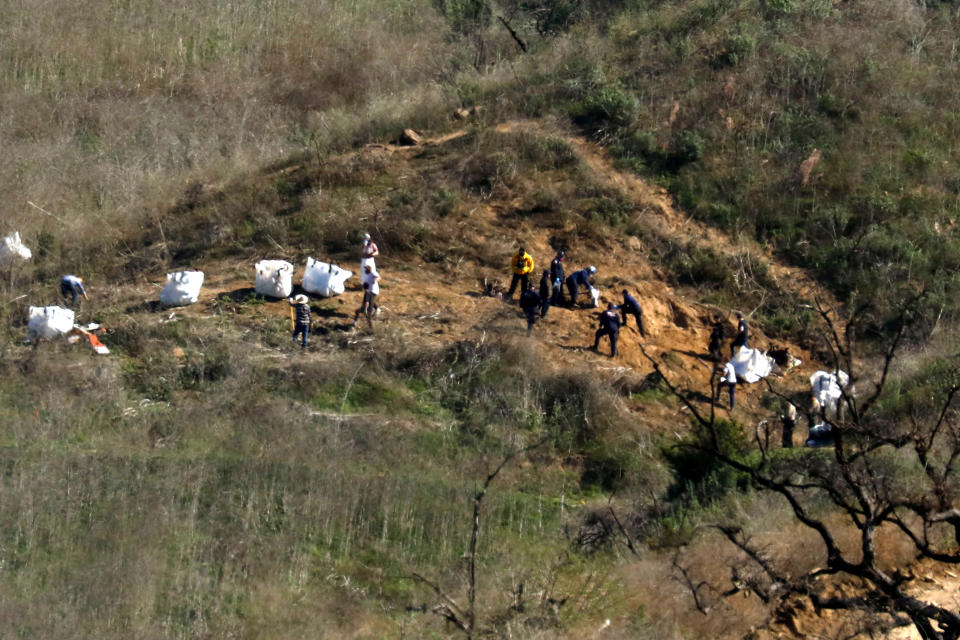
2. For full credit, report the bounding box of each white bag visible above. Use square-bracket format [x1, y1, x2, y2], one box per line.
[810, 370, 849, 415]
[255, 260, 294, 298]
[589, 286, 600, 308]
[159, 270, 204, 306]
[302, 257, 353, 297]
[730, 347, 774, 384]
[28, 306, 75, 339]
[0, 232, 32, 263]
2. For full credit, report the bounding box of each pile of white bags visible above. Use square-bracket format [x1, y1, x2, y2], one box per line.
[302, 258, 352, 297]
[159, 270, 204, 306]
[730, 347, 774, 383]
[811, 370, 850, 415]
[255, 260, 293, 298]
[27, 306, 75, 339]
[0, 232, 32, 263]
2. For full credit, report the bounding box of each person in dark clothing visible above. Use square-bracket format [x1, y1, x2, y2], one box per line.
[288, 294, 311, 348]
[566, 265, 596, 308]
[549, 251, 566, 305]
[730, 312, 748, 357]
[620, 289, 646, 337]
[538, 270, 551, 318]
[593, 302, 621, 357]
[781, 401, 797, 448]
[708, 314, 725, 361]
[60, 274, 88, 306]
[519, 282, 541, 334]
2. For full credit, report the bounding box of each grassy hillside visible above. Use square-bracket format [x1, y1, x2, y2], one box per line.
[1, 0, 960, 638]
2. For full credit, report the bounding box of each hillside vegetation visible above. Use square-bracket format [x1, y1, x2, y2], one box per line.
[1, 0, 959, 638]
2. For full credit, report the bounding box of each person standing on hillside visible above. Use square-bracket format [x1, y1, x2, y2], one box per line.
[60, 274, 88, 307]
[781, 400, 797, 448]
[620, 289, 646, 338]
[520, 282, 541, 334]
[549, 250, 566, 305]
[360, 233, 379, 273]
[708, 314, 725, 361]
[592, 302, 621, 357]
[353, 265, 381, 327]
[538, 270, 551, 318]
[566, 266, 596, 308]
[288, 294, 311, 349]
[718, 360, 737, 410]
[508, 247, 534, 299]
[730, 312, 748, 357]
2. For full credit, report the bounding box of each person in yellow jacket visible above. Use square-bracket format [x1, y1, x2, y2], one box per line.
[507, 246, 534, 298]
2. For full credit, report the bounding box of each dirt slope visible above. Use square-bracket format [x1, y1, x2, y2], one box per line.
[125, 121, 831, 423]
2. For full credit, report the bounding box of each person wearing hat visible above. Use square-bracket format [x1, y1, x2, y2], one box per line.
[549, 250, 566, 305]
[60, 274, 88, 307]
[507, 247, 535, 298]
[288, 294, 311, 348]
[620, 289, 646, 338]
[360, 233, 379, 273]
[565, 266, 596, 308]
[353, 264, 381, 327]
[592, 302, 621, 357]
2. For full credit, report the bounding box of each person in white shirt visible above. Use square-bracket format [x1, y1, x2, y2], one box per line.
[718, 361, 737, 410]
[360, 233, 379, 272]
[353, 265, 381, 327]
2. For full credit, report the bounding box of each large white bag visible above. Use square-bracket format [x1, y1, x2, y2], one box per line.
[0, 232, 32, 263]
[28, 306, 75, 339]
[302, 257, 353, 297]
[255, 260, 293, 298]
[159, 270, 204, 306]
[810, 370, 849, 415]
[730, 347, 774, 383]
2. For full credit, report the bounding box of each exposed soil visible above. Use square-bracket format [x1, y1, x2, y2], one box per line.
[100, 121, 954, 637]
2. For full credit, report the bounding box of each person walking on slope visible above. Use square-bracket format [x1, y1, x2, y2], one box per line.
[508, 247, 534, 298]
[708, 314, 725, 362]
[730, 312, 748, 357]
[288, 294, 311, 349]
[353, 265, 381, 327]
[593, 302, 621, 357]
[60, 274, 88, 307]
[620, 289, 646, 338]
[538, 270, 551, 318]
[360, 233, 379, 273]
[718, 360, 737, 409]
[781, 400, 797, 448]
[549, 250, 566, 305]
[519, 282, 541, 334]
[566, 265, 596, 308]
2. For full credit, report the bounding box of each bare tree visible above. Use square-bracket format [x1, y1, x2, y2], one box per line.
[643, 298, 960, 639]
[411, 436, 549, 638]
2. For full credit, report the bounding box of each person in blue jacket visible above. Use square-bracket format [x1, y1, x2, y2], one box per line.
[620, 289, 646, 338]
[60, 275, 88, 306]
[549, 250, 566, 305]
[592, 302, 621, 357]
[730, 312, 748, 357]
[519, 282, 541, 334]
[565, 265, 596, 308]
